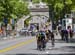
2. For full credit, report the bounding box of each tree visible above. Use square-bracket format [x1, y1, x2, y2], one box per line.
[36, 0, 75, 29]
[0, 0, 29, 22]
[71, 0, 75, 12]
[32, 0, 40, 3]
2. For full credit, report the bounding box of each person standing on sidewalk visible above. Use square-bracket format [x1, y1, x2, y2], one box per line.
[0, 28, 3, 36]
[69, 29, 73, 39]
[1, 25, 6, 37]
[67, 26, 73, 39]
[60, 29, 65, 40]
[64, 29, 69, 43]
[58, 24, 62, 35]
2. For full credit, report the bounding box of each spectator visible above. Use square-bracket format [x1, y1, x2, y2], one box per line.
[64, 29, 69, 43]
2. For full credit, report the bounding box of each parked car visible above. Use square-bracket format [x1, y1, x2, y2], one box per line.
[19, 28, 38, 36]
[19, 28, 29, 36]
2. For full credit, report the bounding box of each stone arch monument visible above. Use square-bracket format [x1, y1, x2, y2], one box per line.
[17, 8, 49, 31]
[28, 15, 49, 30]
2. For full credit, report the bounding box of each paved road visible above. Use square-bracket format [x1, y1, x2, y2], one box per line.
[0, 34, 75, 55]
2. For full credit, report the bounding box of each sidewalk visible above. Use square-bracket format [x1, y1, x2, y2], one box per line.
[0, 34, 33, 41]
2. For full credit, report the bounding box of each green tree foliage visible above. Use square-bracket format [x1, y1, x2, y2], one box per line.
[0, 0, 29, 22]
[24, 16, 32, 26]
[33, 0, 75, 20]
[32, 0, 40, 3]
[71, 0, 75, 11]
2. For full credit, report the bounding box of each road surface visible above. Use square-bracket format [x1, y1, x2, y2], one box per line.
[0, 34, 75, 55]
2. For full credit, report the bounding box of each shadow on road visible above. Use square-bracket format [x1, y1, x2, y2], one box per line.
[61, 46, 75, 52]
[48, 38, 75, 43]
[69, 39, 75, 43]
